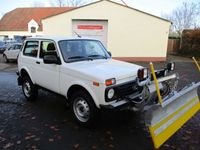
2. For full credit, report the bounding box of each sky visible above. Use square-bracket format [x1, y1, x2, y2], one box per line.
[0, 0, 196, 19]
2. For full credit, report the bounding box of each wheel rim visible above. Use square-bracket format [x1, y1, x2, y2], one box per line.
[23, 80, 31, 97]
[73, 97, 90, 123]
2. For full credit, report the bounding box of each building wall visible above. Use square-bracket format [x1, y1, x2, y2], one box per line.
[0, 31, 43, 39]
[42, 0, 171, 61]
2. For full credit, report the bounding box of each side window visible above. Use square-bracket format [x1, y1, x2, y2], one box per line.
[23, 41, 39, 57]
[15, 44, 22, 50]
[8, 45, 14, 50]
[40, 41, 56, 58]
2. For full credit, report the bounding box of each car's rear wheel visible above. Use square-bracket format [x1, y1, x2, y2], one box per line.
[70, 90, 98, 126]
[22, 76, 38, 101]
[3, 55, 8, 63]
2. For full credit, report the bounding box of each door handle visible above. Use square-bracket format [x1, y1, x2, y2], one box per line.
[36, 61, 40, 64]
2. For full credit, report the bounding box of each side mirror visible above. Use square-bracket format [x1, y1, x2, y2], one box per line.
[43, 55, 61, 65]
[108, 51, 112, 57]
[167, 62, 175, 71]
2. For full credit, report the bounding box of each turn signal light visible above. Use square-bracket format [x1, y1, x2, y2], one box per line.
[93, 81, 100, 87]
[105, 78, 116, 86]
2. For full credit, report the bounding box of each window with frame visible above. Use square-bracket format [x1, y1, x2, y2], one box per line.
[23, 41, 39, 57]
[31, 27, 36, 33]
[40, 41, 57, 58]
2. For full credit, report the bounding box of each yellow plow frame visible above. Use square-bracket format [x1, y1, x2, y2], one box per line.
[192, 57, 200, 72]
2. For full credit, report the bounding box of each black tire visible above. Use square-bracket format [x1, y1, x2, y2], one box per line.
[70, 90, 98, 126]
[22, 76, 38, 101]
[3, 55, 8, 63]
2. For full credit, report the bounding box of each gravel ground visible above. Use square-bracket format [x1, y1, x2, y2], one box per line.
[0, 54, 200, 150]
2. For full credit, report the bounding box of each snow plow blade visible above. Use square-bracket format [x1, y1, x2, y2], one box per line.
[145, 82, 200, 149]
[145, 62, 200, 149]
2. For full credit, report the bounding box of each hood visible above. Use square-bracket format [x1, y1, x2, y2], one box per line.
[64, 59, 143, 83]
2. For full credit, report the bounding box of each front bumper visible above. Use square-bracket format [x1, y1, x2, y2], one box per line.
[100, 100, 131, 110]
[101, 91, 143, 111]
[102, 75, 150, 110]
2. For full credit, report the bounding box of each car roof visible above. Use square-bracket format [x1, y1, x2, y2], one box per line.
[8, 43, 22, 45]
[25, 36, 99, 42]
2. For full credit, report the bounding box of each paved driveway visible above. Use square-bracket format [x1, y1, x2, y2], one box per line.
[0, 54, 17, 72]
[0, 55, 200, 150]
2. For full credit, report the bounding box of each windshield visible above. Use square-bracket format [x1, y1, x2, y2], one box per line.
[59, 40, 110, 62]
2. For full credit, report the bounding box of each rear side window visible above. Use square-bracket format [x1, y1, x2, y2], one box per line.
[23, 41, 39, 57]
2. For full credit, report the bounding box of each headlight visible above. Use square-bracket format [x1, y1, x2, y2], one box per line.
[107, 88, 115, 99]
[137, 68, 148, 80]
[167, 62, 175, 71]
[143, 68, 148, 78]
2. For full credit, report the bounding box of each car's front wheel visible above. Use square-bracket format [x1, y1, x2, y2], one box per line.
[22, 76, 38, 101]
[70, 90, 98, 126]
[3, 55, 8, 63]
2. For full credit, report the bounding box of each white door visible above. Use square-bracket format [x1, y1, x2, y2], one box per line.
[5, 45, 15, 59]
[72, 20, 108, 47]
[5, 44, 21, 59]
[35, 40, 60, 93]
[12, 44, 21, 59]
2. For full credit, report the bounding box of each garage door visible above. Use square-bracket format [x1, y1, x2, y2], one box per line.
[72, 20, 108, 47]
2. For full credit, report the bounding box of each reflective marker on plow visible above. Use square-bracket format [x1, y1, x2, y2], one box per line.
[145, 82, 200, 149]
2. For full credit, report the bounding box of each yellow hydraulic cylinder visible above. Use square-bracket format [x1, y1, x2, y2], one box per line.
[192, 57, 200, 72]
[150, 62, 163, 105]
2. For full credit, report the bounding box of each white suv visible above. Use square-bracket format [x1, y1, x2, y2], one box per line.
[17, 37, 150, 125]
[3, 43, 22, 62]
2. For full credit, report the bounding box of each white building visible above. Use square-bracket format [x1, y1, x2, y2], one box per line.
[0, 7, 74, 39]
[0, 0, 171, 61]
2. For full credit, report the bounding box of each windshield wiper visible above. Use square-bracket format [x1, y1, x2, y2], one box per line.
[68, 56, 86, 59]
[88, 54, 107, 59]
[67, 56, 93, 62]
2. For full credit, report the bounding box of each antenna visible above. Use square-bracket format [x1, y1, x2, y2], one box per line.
[120, 0, 128, 6]
[73, 31, 82, 38]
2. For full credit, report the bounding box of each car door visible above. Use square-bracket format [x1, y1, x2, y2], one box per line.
[5, 45, 14, 59]
[12, 44, 21, 59]
[34, 40, 60, 93]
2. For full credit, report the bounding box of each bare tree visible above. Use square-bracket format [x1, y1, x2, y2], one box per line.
[66, 0, 88, 6]
[32, 1, 45, 7]
[163, 2, 200, 36]
[50, 0, 93, 7]
[56, 0, 66, 7]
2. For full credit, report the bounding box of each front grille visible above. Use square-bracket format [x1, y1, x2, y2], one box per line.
[115, 81, 142, 97]
[105, 80, 143, 102]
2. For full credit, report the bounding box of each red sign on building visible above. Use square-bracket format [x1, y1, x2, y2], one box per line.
[77, 25, 103, 30]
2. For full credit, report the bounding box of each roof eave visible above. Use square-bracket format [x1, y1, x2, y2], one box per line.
[42, 0, 171, 23]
